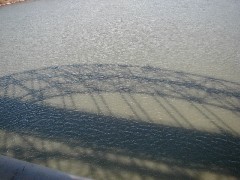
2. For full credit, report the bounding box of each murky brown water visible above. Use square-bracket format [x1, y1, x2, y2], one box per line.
[0, 0, 240, 179]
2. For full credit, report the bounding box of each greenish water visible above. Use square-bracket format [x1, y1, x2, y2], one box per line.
[0, 0, 240, 179]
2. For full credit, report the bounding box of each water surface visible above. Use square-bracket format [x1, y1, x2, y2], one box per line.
[0, 0, 240, 179]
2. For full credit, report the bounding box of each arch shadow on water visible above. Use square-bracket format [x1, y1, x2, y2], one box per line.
[0, 64, 239, 180]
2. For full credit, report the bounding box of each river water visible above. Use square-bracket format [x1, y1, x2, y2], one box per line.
[0, 0, 240, 179]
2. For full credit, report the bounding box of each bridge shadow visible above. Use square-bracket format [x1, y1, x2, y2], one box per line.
[0, 64, 239, 179]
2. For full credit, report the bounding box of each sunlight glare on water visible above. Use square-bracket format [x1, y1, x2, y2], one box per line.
[0, 0, 240, 179]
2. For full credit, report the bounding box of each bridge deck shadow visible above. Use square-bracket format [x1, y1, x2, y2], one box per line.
[0, 64, 239, 179]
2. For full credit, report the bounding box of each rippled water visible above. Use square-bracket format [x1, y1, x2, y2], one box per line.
[0, 0, 240, 179]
